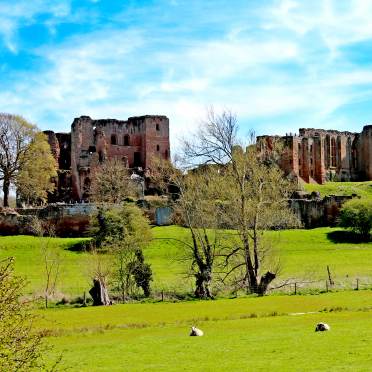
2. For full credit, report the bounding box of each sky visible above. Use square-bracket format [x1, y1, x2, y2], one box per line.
[1, 0, 372, 150]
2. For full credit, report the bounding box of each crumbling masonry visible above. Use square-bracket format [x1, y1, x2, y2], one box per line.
[258, 126, 372, 184]
[45, 115, 170, 202]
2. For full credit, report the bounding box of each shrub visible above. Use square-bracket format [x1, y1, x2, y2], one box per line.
[339, 199, 372, 240]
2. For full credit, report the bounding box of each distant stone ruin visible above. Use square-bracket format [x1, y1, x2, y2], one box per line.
[258, 126, 372, 184]
[44, 115, 170, 203]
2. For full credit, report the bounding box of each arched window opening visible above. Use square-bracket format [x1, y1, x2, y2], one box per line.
[156, 144, 160, 151]
[165, 149, 169, 159]
[124, 134, 130, 146]
[156, 123, 160, 131]
[331, 138, 336, 167]
[111, 134, 117, 145]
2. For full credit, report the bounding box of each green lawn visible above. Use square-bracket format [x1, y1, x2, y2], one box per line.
[1, 226, 372, 298]
[303, 181, 372, 199]
[40, 291, 372, 371]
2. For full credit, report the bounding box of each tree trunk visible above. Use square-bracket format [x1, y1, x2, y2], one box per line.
[3, 177, 10, 207]
[194, 269, 213, 299]
[256, 271, 276, 296]
[89, 278, 111, 306]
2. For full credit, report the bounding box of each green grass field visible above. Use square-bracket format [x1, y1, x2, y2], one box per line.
[1, 227, 372, 370]
[40, 291, 372, 371]
[303, 180, 372, 199]
[1, 226, 372, 298]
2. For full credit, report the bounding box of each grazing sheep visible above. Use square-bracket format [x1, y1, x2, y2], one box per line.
[315, 323, 330, 332]
[190, 326, 204, 336]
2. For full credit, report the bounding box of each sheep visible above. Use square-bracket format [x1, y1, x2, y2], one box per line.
[315, 323, 330, 332]
[190, 326, 204, 336]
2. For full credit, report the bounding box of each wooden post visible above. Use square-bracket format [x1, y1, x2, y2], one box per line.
[294, 282, 297, 295]
[161, 290, 164, 302]
[326, 280, 328, 292]
[356, 279, 359, 291]
[83, 291, 86, 307]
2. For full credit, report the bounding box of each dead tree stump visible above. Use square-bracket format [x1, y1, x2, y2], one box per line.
[89, 278, 111, 306]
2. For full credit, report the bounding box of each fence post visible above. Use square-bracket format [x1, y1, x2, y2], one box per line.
[326, 280, 328, 292]
[294, 282, 297, 295]
[161, 290, 164, 302]
[356, 279, 359, 291]
[83, 291, 86, 307]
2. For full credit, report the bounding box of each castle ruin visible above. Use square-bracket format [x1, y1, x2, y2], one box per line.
[45, 115, 170, 202]
[258, 125, 372, 184]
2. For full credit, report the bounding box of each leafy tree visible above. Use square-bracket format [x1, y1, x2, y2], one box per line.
[183, 109, 299, 295]
[150, 158, 222, 299]
[90, 158, 136, 203]
[16, 133, 57, 205]
[0, 114, 56, 207]
[339, 199, 372, 240]
[0, 258, 46, 370]
[93, 203, 153, 300]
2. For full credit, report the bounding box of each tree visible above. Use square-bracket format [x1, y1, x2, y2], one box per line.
[150, 158, 222, 299]
[0, 258, 45, 370]
[339, 199, 372, 240]
[182, 109, 299, 295]
[0, 114, 56, 207]
[30, 218, 60, 309]
[93, 203, 153, 301]
[16, 133, 57, 206]
[90, 158, 136, 203]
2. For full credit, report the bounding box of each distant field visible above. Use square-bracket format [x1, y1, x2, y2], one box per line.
[303, 181, 372, 198]
[40, 291, 372, 371]
[1, 226, 372, 298]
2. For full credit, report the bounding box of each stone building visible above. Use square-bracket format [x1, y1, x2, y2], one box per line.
[45, 115, 170, 202]
[258, 125, 372, 184]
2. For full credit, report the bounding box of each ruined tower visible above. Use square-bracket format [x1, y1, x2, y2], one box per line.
[46, 115, 170, 202]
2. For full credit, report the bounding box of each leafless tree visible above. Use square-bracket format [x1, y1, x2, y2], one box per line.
[30, 218, 60, 308]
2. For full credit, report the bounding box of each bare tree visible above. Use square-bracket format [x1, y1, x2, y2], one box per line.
[90, 158, 136, 203]
[0, 114, 56, 207]
[182, 109, 299, 295]
[30, 218, 60, 308]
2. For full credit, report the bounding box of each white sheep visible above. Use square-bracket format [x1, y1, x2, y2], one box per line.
[190, 326, 204, 336]
[315, 323, 330, 332]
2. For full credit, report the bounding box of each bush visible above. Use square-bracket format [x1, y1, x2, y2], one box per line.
[339, 199, 372, 240]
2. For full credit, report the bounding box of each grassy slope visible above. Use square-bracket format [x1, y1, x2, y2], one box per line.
[41, 291, 372, 371]
[0, 235, 90, 296]
[1, 227, 372, 296]
[303, 181, 372, 198]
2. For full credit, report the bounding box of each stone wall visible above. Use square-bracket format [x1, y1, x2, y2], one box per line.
[0, 202, 173, 237]
[289, 193, 354, 228]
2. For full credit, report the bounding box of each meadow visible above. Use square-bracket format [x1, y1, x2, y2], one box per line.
[41, 291, 372, 371]
[1, 226, 372, 370]
[303, 180, 372, 199]
[1, 226, 372, 297]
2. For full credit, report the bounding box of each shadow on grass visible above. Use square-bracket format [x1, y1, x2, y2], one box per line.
[66, 240, 93, 253]
[326, 230, 370, 244]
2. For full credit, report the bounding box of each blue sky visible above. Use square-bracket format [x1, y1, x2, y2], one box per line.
[2, 0, 372, 149]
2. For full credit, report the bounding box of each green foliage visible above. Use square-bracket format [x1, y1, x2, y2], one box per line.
[339, 199, 372, 239]
[92, 203, 153, 299]
[0, 258, 44, 371]
[16, 132, 57, 205]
